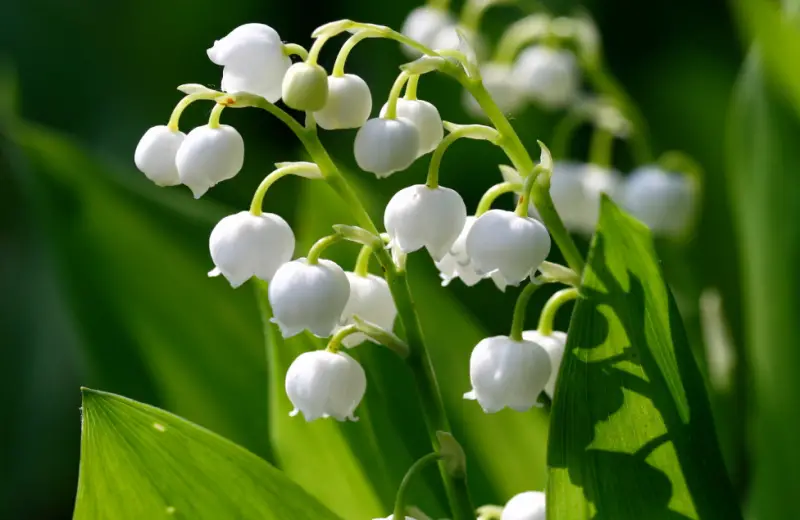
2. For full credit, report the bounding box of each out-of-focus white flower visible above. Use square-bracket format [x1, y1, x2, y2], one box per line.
[281, 62, 330, 112]
[621, 165, 697, 237]
[462, 63, 525, 118]
[430, 24, 486, 61]
[338, 272, 397, 347]
[175, 124, 245, 198]
[466, 209, 551, 286]
[435, 216, 508, 291]
[208, 211, 294, 288]
[373, 516, 415, 520]
[268, 258, 350, 338]
[400, 6, 454, 56]
[354, 118, 420, 177]
[134, 125, 185, 186]
[384, 184, 467, 261]
[464, 335, 552, 413]
[313, 74, 372, 130]
[513, 46, 580, 109]
[522, 330, 567, 398]
[207, 23, 291, 103]
[285, 350, 366, 421]
[380, 99, 443, 156]
[501, 491, 546, 520]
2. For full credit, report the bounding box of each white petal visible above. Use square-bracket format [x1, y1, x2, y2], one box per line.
[501, 491, 546, 520]
[513, 46, 580, 109]
[176, 125, 245, 198]
[285, 350, 366, 422]
[338, 273, 397, 347]
[134, 126, 185, 186]
[462, 63, 525, 119]
[380, 99, 443, 156]
[522, 330, 567, 397]
[621, 165, 696, 236]
[354, 118, 420, 177]
[314, 74, 373, 130]
[400, 6, 454, 56]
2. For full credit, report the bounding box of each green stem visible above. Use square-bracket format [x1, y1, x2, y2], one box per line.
[332, 30, 380, 77]
[551, 110, 583, 160]
[207, 102, 226, 129]
[307, 34, 331, 65]
[167, 93, 209, 131]
[476, 181, 522, 216]
[283, 43, 309, 60]
[250, 163, 317, 215]
[428, 0, 451, 10]
[394, 453, 442, 520]
[493, 13, 551, 63]
[589, 127, 614, 168]
[404, 74, 420, 100]
[510, 282, 542, 341]
[537, 288, 579, 336]
[307, 234, 342, 264]
[326, 324, 359, 353]
[354, 244, 374, 276]
[385, 71, 410, 119]
[427, 124, 500, 188]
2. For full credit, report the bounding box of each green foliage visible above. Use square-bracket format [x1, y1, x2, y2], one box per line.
[547, 198, 740, 520]
[73, 388, 342, 520]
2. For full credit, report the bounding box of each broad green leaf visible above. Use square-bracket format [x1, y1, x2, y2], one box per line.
[74, 388, 342, 520]
[547, 198, 740, 520]
[728, 51, 800, 520]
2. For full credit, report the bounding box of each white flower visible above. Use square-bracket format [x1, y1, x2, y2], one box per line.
[268, 258, 350, 338]
[314, 74, 372, 130]
[502, 491, 546, 520]
[512, 46, 580, 109]
[373, 516, 415, 520]
[338, 272, 397, 347]
[462, 63, 525, 119]
[522, 330, 567, 398]
[175, 124, 245, 198]
[384, 184, 467, 261]
[134, 126, 185, 186]
[465, 210, 551, 286]
[380, 99, 443, 156]
[354, 118, 420, 177]
[400, 6, 454, 56]
[207, 23, 291, 103]
[285, 350, 366, 421]
[430, 24, 486, 61]
[208, 211, 295, 288]
[281, 62, 330, 112]
[621, 165, 696, 236]
[435, 216, 508, 291]
[464, 336, 552, 413]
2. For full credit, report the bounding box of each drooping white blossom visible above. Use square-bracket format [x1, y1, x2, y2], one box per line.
[522, 330, 567, 398]
[380, 99, 443, 156]
[621, 165, 696, 237]
[354, 117, 420, 177]
[313, 74, 373, 130]
[513, 46, 580, 109]
[268, 258, 350, 338]
[462, 63, 525, 119]
[281, 62, 330, 112]
[501, 491, 547, 520]
[466, 209, 551, 286]
[134, 125, 185, 186]
[400, 6, 454, 56]
[464, 336, 552, 413]
[285, 350, 366, 421]
[338, 272, 397, 347]
[384, 184, 467, 261]
[207, 23, 291, 103]
[175, 124, 245, 198]
[208, 211, 295, 288]
[435, 216, 508, 291]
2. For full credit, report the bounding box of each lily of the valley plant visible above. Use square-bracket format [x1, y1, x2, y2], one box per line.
[134, 0, 700, 518]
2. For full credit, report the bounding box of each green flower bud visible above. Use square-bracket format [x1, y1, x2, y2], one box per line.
[281, 62, 329, 111]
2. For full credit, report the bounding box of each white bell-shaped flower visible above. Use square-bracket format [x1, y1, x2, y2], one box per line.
[464, 335, 552, 413]
[435, 217, 510, 291]
[513, 46, 580, 109]
[621, 165, 696, 236]
[175, 124, 245, 198]
[268, 258, 350, 338]
[207, 23, 291, 103]
[430, 24, 486, 61]
[384, 184, 467, 261]
[380, 98, 443, 156]
[208, 211, 295, 288]
[134, 125, 185, 186]
[281, 62, 330, 112]
[522, 330, 567, 398]
[502, 491, 546, 520]
[354, 117, 420, 177]
[462, 63, 525, 119]
[400, 6, 454, 56]
[285, 350, 366, 421]
[338, 272, 397, 347]
[314, 74, 372, 130]
[551, 162, 622, 234]
[465, 210, 551, 286]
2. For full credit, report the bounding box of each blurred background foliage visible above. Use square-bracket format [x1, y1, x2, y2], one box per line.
[0, 0, 753, 518]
